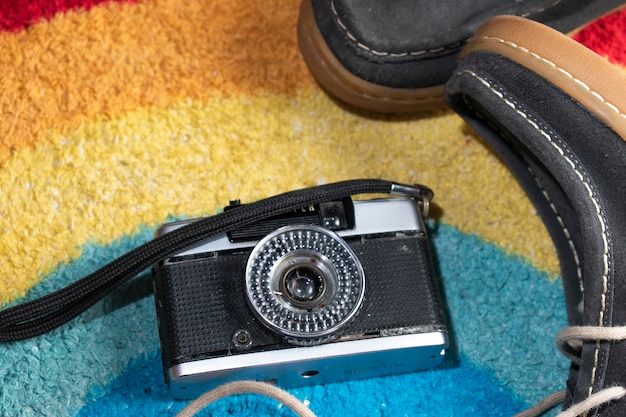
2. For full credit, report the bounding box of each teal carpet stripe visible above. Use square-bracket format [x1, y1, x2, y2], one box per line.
[0, 226, 160, 417]
[0, 222, 568, 416]
[428, 221, 569, 403]
[76, 352, 527, 417]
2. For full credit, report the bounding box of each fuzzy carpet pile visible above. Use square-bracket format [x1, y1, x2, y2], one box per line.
[1, 1, 625, 416]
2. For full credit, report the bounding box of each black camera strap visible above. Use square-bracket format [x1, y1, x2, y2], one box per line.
[0, 179, 433, 342]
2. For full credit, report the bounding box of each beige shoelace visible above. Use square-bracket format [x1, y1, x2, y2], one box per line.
[176, 326, 626, 417]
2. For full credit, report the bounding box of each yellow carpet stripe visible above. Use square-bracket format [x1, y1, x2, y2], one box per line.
[0, 91, 557, 306]
[0, 0, 310, 163]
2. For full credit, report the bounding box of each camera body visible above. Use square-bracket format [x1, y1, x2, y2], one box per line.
[152, 196, 448, 399]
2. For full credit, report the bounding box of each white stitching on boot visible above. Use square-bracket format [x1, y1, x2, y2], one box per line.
[460, 75, 584, 297]
[457, 69, 618, 415]
[328, 0, 566, 59]
[469, 36, 626, 121]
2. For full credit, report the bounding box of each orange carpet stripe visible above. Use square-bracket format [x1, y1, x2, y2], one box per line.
[0, 0, 312, 164]
[2, 1, 623, 166]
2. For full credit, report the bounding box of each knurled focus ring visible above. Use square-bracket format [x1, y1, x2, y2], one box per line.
[245, 224, 365, 344]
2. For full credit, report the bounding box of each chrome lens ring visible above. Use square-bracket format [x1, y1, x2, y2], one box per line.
[245, 224, 365, 343]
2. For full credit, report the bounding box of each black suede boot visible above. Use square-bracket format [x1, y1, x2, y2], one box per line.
[298, 0, 626, 113]
[445, 16, 626, 417]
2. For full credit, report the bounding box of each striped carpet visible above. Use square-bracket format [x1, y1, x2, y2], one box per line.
[1, 1, 625, 416]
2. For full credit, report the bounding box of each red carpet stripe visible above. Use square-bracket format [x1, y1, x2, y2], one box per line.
[0, 0, 135, 32]
[574, 9, 626, 66]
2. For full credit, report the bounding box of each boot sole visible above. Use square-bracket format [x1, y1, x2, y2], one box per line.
[297, 0, 446, 113]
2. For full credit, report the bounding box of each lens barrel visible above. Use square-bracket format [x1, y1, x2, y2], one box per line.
[282, 265, 326, 307]
[245, 225, 365, 344]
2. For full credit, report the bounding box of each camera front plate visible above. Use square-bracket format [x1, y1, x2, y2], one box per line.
[167, 331, 448, 399]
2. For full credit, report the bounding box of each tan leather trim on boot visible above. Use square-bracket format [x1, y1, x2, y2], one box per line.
[460, 15, 626, 142]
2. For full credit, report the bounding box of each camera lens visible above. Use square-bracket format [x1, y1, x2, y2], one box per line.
[245, 225, 365, 345]
[283, 266, 325, 306]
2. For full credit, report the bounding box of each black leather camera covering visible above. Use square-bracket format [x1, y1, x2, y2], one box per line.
[153, 232, 446, 371]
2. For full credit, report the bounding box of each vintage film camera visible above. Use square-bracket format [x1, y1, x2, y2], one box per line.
[152, 192, 448, 399]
